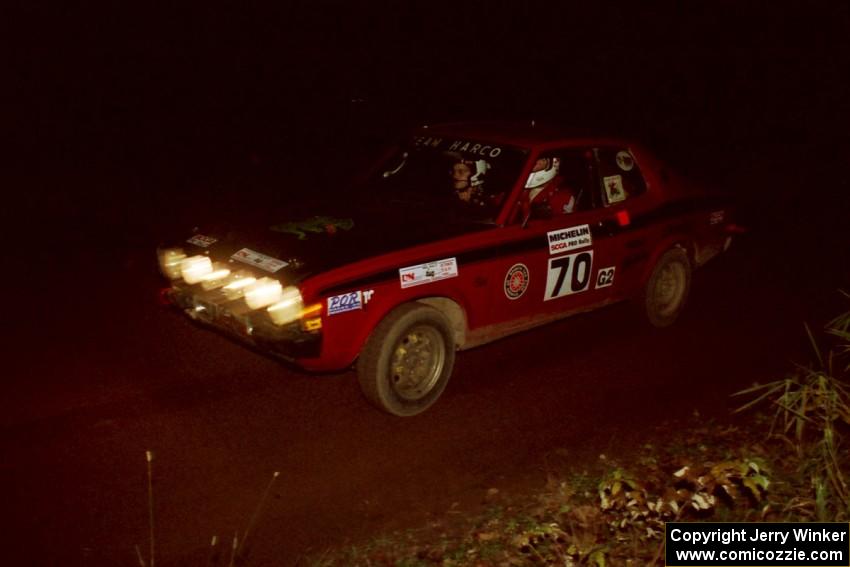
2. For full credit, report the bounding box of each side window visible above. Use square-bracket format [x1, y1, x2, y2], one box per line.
[596, 148, 647, 206]
[523, 148, 596, 221]
[556, 149, 596, 212]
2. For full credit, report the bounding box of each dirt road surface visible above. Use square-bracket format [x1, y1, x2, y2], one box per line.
[2, 210, 847, 566]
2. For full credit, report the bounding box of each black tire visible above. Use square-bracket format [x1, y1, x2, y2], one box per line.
[357, 303, 456, 416]
[643, 247, 691, 328]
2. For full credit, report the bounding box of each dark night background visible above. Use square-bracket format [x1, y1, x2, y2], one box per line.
[13, 3, 850, 234]
[5, 2, 850, 565]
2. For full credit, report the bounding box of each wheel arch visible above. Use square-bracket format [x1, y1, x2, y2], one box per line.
[640, 244, 692, 328]
[414, 296, 468, 349]
[640, 238, 693, 286]
[337, 295, 468, 370]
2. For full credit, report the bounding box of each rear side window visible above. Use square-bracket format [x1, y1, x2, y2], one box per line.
[595, 148, 647, 206]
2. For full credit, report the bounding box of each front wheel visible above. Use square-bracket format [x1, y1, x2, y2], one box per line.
[643, 247, 691, 328]
[357, 303, 456, 416]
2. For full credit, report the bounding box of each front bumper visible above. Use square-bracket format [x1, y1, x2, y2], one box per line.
[166, 284, 322, 361]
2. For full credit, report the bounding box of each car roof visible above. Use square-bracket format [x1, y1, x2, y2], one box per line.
[420, 121, 636, 151]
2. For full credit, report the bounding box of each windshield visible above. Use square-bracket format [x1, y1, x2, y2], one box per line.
[361, 135, 528, 222]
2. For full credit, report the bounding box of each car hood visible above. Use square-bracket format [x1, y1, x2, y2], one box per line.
[186, 201, 491, 283]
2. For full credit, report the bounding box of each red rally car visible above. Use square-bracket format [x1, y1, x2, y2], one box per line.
[159, 122, 737, 416]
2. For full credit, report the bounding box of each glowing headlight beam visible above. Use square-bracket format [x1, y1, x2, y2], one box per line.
[202, 268, 230, 281]
[200, 268, 231, 290]
[224, 276, 256, 290]
[221, 274, 257, 299]
[180, 255, 213, 284]
[267, 287, 305, 326]
[158, 248, 187, 280]
[244, 277, 284, 310]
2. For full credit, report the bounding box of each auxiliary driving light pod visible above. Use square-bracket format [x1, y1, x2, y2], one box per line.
[199, 264, 232, 290]
[180, 255, 213, 284]
[267, 287, 305, 326]
[221, 273, 256, 299]
[244, 277, 284, 310]
[158, 248, 187, 280]
[223, 274, 255, 289]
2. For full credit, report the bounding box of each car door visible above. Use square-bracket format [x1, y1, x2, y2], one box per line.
[489, 147, 623, 326]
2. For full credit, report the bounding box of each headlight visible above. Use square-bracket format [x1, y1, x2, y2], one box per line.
[158, 248, 187, 280]
[222, 274, 257, 299]
[267, 287, 304, 325]
[199, 265, 231, 290]
[180, 255, 213, 284]
[244, 277, 283, 310]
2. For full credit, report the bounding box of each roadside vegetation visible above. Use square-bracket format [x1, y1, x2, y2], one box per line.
[309, 294, 850, 566]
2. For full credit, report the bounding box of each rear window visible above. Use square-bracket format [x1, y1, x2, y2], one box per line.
[596, 148, 647, 206]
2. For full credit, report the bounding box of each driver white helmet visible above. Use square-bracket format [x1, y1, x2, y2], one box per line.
[525, 157, 560, 189]
[469, 159, 490, 187]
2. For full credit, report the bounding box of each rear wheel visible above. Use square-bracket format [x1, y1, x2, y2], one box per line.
[357, 303, 456, 416]
[643, 247, 691, 327]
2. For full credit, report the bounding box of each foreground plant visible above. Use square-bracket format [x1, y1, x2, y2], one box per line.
[734, 293, 850, 520]
[310, 297, 850, 566]
[134, 451, 280, 567]
[828, 290, 850, 363]
[311, 432, 783, 566]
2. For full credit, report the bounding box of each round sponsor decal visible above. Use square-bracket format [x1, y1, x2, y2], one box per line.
[615, 150, 634, 171]
[504, 263, 530, 300]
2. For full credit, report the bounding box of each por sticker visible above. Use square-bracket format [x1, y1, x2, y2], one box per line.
[547, 224, 592, 255]
[603, 175, 626, 204]
[399, 258, 458, 289]
[187, 234, 217, 248]
[504, 263, 529, 300]
[327, 291, 363, 316]
[231, 248, 288, 273]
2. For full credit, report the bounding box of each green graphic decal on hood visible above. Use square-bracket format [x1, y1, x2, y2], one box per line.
[269, 216, 355, 240]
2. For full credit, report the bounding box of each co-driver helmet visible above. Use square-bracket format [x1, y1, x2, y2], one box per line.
[525, 157, 560, 189]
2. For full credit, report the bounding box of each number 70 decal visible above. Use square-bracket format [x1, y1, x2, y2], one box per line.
[544, 251, 594, 300]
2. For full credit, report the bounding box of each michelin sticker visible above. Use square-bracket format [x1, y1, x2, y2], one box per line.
[547, 224, 592, 255]
[187, 234, 217, 248]
[603, 174, 626, 204]
[231, 248, 288, 273]
[615, 151, 635, 171]
[504, 263, 530, 300]
[399, 257, 458, 289]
